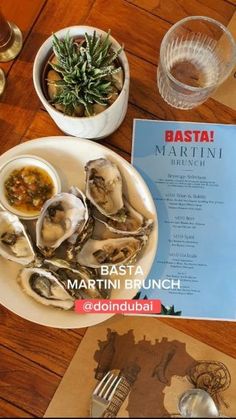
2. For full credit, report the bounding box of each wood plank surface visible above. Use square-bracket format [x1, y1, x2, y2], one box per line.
[0, 0, 47, 74]
[226, 0, 236, 6]
[86, 0, 170, 64]
[0, 398, 32, 418]
[0, 0, 236, 417]
[0, 346, 59, 417]
[86, 0, 235, 63]
[0, 305, 83, 376]
[126, 0, 235, 24]
[23, 107, 149, 156]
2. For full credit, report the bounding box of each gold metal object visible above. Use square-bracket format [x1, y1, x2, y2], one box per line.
[0, 68, 6, 95]
[0, 22, 23, 62]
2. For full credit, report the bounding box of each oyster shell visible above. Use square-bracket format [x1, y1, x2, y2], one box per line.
[66, 186, 94, 260]
[95, 198, 154, 236]
[36, 192, 88, 257]
[77, 236, 147, 268]
[0, 211, 35, 265]
[45, 258, 108, 299]
[17, 267, 74, 309]
[85, 158, 125, 221]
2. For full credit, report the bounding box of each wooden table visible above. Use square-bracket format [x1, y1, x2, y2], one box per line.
[0, 0, 236, 417]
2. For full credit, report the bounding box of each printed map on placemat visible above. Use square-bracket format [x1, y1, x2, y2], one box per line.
[45, 316, 236, 418]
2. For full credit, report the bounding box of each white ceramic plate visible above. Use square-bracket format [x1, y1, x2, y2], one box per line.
[0, 137, 158, 329]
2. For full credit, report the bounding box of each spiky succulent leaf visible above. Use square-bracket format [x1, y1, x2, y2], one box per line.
[49, 30, 123, 116]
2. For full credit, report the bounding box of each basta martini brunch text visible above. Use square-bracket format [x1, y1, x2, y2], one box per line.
[66, 264, 181, 292]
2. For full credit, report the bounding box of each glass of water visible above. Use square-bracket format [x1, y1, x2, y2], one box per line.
[157, 16, 236, 109]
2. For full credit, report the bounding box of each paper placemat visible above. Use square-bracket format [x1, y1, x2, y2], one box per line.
[45, 316, 236, 418]
[212, 12, 236, 110]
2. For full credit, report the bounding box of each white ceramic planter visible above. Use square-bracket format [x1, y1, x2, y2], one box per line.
[33, 26, 130, 140]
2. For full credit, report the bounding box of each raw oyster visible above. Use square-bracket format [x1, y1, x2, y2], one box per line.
[77, 236, 147, 268]
[36, 192, 88, 257]
[45, 258, 108, 299]
[95, 198, 154, 236]
[0, 211, 35, 265]
[85, 158, 125, 221]
[17, 267, 74, 309]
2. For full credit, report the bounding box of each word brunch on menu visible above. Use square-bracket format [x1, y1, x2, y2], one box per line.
[155, 129, 222, 168]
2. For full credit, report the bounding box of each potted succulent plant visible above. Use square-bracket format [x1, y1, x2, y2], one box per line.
[33, 26, 130, 139]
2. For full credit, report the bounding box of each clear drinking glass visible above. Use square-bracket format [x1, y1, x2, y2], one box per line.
[157, 16, 236, 109]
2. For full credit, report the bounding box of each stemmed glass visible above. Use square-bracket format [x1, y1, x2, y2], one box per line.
[0, 9, 23, 62]
[0, 68, 5, 95]
[0, 9, 23, 95]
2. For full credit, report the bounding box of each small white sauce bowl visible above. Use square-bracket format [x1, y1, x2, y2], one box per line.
[0, 154, 61, 220]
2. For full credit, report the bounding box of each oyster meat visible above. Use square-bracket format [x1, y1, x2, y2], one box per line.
[36, 192, 88, 256]
[95, 198, 154, 236]
[0, 211, 35, 265]
[17, 267, 74, 309]
[45, 258, 108, 299]
[77, 236, 147, 268]
[85, 158, 125, 221]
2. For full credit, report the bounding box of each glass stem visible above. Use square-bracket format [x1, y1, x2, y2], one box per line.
[0, 10, 12, 51]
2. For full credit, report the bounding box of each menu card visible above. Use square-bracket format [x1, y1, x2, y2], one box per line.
[132, 120, 236, 320]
